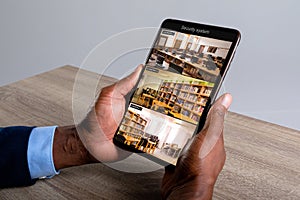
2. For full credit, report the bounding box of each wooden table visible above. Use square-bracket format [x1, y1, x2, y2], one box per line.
[123, 134, 141, 146]
[0, 65, 299, 199]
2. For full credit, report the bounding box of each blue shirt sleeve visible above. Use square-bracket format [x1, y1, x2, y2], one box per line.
[27, 126, 59, 179]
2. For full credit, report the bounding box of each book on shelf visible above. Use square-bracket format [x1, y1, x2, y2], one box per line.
[187, 94, 197, 102]
[170, 95, 177, 102]
[191, 114, 200, 122]
[175, 83, 182, 89]
[173, 89, 179, 96]
[197, 97, 207, 105]
[193, 105, 204, 113]
[176, 99, 184, 105]
[156, 80, 212, 124]
[120, 110, 148, 137]
[178, 91, 188, 98]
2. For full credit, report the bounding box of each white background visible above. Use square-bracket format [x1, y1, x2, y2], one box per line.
[0, 0, 299, 130]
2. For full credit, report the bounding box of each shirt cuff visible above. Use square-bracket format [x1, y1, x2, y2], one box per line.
[27, 126, 59, 179]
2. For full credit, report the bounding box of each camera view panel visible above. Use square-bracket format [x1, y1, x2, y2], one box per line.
[131, 68, 213, 125]
[115, 28, 233, 165]
[115, 103, 195, 165]
[148, 28, 232, 82]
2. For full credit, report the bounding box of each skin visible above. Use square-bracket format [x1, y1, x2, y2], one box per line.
[52, 64, 232, 200]
[162, 94, 231, 200]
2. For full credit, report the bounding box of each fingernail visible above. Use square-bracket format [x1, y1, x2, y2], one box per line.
[135, 64, 143, 71]
[221, 94, 232, 109]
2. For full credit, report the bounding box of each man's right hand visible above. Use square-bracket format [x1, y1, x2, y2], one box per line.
[161, 94, 232, 200]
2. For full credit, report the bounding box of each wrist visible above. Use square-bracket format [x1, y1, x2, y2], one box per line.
[164, 177, 215, 200]
[53, 125, 97, 170]
[192, 183, 214, 200]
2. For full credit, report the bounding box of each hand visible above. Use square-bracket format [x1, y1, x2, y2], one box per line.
[53, 65, 143, 170]
[77, 64, 143, 162]
[161, 94, 232, 200]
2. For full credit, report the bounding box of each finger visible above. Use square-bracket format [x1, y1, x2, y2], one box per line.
[199, 93, 232, 158]
[114, 64, 143, 97]
[205, 93, 232, 134]
[202, 93, 232, 132]
[189, 94, 232, 156]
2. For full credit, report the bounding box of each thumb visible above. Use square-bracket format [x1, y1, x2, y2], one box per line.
[189, 94, 232, 158]
[204, 93, 232, 131]
[199, 93, 232, 158]
[114, 64, 143, 97]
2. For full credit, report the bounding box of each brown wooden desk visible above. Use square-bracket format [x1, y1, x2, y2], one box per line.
[0, 65, 299, 199]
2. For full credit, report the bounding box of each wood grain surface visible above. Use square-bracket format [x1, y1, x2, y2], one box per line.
[0, 65, 299, 200]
